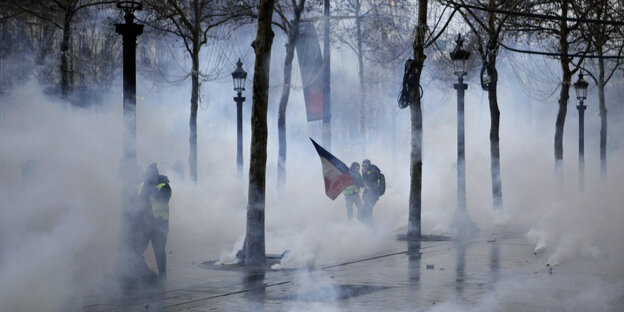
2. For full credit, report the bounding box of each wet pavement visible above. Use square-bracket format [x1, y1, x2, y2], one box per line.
[81, 231, 624, 311]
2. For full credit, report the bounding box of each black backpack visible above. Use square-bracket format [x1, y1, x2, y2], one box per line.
[378, 172, 386, 196]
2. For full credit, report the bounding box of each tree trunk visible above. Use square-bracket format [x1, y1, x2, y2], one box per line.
[486, 2, 503, 209]
[487, 60, 503, 209]
[554, 69, 571, 183]
[554, 0, 570, 183]
[356, 0, 366, 153]
[598, 57, 607, 180]
[245, 0, 275, 266]
[554, 72, 570, 182]
[408, 0, 427, 246]
[60, 16, 71, 99]
[189, 44, 199, 183]
[277, 13, 302, 191]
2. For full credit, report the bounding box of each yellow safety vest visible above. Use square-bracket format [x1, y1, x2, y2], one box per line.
[137, 182, 169, 220]
[343, 184, 360, 195]
[151, 183, 169, 220]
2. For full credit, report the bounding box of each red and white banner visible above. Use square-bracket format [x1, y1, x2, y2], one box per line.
[296, 21, 325, 121]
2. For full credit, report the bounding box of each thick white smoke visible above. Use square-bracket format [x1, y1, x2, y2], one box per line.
[1, 25, 624, 312]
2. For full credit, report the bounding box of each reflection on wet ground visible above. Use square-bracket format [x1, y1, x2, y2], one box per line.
[242, 270, 266, 301]
[275, 284, 391, 301]
[455, 239, 467, 299]
[81, 232, 624, 311]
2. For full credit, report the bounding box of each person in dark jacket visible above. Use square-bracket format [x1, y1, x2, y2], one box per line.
[121, 162, 160, 285]
[149, 174, 171, 279]
[137, 163, 172, 280]
[360, 159, 381, 227]
[342, 162, 364, 220]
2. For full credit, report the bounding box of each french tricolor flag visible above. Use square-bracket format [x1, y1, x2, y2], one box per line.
[310, 138, 355, 200]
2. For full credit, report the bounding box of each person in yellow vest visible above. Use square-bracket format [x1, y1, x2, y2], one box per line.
[361, 159, 381, 227]
[150, 174, 171, 279]
[343, 162, 364, 221]
[137, 163, 171, 281]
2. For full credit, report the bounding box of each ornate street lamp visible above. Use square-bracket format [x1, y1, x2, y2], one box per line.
[574, 72, 588, 101]
[574, 72, 589, 190]
[232, 58, 247, 93]
[232, 58, 247, 177]
[450, 34, 476, 235]
[450, 34, 470, 78]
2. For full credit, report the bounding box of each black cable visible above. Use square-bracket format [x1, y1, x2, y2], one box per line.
[398, 59, 422, 108]
[444, 0, 624, 26]
[499, 42, 624, 59]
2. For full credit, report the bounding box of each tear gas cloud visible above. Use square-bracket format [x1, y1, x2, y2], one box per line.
[1, 27, 624, 311]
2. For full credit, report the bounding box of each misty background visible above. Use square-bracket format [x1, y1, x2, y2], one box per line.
[1, 1, 624, 311]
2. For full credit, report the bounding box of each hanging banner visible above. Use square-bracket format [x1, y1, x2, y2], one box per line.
[295, 21, 324, 121]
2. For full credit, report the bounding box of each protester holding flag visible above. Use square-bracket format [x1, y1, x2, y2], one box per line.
[361, 159, 383, 227]
[310, 138, 355, 200]
[342, 162, 364, 220]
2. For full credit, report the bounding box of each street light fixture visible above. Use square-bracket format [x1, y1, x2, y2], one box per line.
[232, 58, 247, 177]
[117, 1, 142, 20]
[232, 58, 247, 93]
[574, 72, 588, 101]
[450, 34, 476, 235]
[450, 34, 470, 78]
[574, 72, 589, 190]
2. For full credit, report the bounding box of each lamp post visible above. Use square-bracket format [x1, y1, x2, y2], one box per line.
[450, 34, 475, 234]
[115, 1, 143, 177]
[232, 58, 247, 177]
[115, 1, 143, 281]
[574, 72, 589, 191]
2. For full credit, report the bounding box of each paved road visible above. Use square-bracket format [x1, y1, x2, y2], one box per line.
[81, 231, 624, 311]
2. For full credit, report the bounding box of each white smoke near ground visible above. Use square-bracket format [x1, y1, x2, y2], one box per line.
[282, 270, 342, 312]
[268, 221, 388, 269]
[0, 78, 254, 309]
[428, 272, 623, 312]
[0, 81, 123, 311]
[526, 228, 549, 254]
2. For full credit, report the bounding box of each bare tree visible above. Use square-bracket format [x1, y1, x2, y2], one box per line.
[10, 0, 116, 99]
[244, 0, 276, 266]
[0, 2, 21, 22]
[142, 0, 241, 183]
[406, 0, 427, 246]
[332, 0, 409, 152]
[550, 0, 586, 182]
[274, 0, 308, 190]
[72, 8, 121, 103]
[518, 0, 588, 181]
[0, 5, 21, 97]
[402, 0, 455, 245]
[450, 0, 526, 210]
[578, 0, 623, 180]
[333, 0, 370, 151]
[0, 5, 33, 93]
